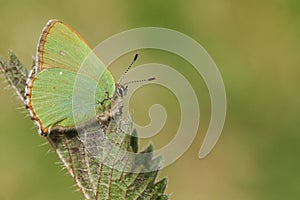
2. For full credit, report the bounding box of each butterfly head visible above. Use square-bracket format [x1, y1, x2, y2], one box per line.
[114, 84, 128, 99]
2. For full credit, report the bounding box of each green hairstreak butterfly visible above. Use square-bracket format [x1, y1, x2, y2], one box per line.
[25, 19, 131, 136]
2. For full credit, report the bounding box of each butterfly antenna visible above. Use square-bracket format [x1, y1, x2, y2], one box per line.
[119, 53, 139, 84]
[123, 77, 156, 86]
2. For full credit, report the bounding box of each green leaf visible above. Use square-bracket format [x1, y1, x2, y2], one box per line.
[0, 51, 28, 103]
[0, 52, 168, 200]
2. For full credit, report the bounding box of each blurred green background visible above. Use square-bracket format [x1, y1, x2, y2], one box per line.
[0, 0, 300, 199]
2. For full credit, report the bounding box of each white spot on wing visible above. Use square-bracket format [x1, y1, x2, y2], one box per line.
[59, 50, 66, 56]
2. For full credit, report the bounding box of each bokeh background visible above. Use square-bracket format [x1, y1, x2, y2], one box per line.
[0, 0, 299, 199]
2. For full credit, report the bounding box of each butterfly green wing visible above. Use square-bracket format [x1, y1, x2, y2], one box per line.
[37, 19, 114, 83]
[27, 19, 115, 133]
[30, 68, 109, 129]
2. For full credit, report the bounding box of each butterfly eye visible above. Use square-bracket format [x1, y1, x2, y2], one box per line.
[117, 87, 124, 97]
[116, 85, 128, 98]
